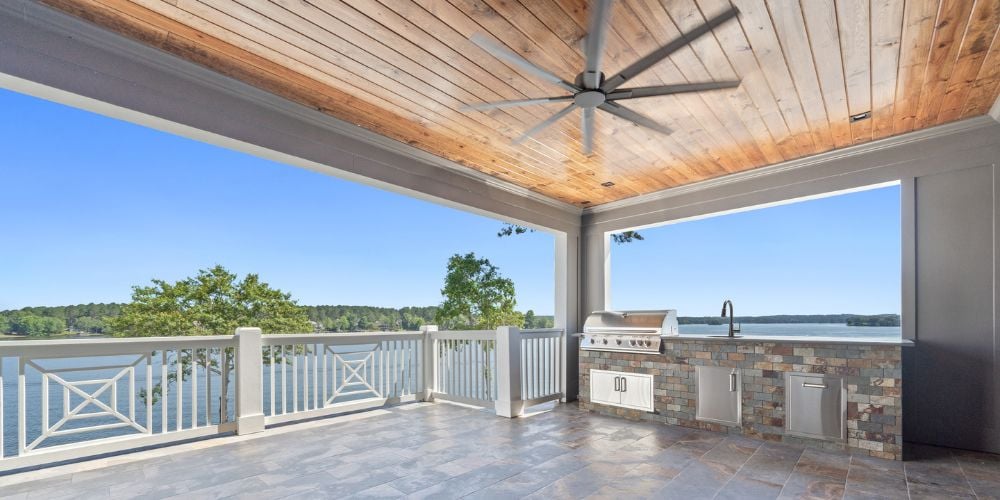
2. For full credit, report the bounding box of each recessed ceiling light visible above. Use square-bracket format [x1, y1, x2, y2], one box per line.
[850, 111, 871, 122]
[601, 181, 615, 187]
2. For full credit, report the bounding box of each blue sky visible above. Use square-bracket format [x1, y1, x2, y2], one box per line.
[611, 185, 901, 316]
[0, 89, 555, 313]
[0, 89, 901, 317]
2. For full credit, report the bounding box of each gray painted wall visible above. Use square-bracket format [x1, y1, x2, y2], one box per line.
[908, 164, 999, 452]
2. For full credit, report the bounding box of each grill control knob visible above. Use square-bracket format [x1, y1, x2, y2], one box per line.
[644, 340, 651, 347]
[602, 338, 607, 345]
[630, 340, 637, 346]
[589, 338, 595, 344]
[616, 339, 622, 345]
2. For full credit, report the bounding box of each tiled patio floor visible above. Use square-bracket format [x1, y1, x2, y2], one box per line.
[1, 401, 998, 499]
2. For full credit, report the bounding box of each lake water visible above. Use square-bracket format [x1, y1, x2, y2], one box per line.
[678, 322, 901, 339]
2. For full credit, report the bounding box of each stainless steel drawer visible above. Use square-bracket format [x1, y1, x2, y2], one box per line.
[785, 373, 845, 441]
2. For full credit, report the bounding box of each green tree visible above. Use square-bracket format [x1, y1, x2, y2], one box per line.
[435, 253, 523, 330]
[108, 265, 312, 419]
[8, 314, 65, 337]
[0, 315, 10, 334]
[73, 316, 106, 333]
[108, 265, 310, 337]
[497, 223, 642, 244]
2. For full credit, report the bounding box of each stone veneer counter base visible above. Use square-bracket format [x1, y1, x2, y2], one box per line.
[579, 337, 906, 460]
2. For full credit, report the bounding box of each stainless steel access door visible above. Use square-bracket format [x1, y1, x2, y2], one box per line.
[785, 373, 845, 440]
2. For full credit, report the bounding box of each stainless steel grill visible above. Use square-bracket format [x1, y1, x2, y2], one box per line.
[580, 310, 679, 354]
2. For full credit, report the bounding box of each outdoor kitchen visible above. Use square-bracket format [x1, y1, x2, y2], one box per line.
[577, 310, 910, 460]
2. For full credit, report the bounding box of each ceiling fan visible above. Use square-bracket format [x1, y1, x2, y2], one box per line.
[462, 1, 742, 156]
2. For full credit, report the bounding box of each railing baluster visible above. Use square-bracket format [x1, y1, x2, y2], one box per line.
[176, 349, 183, 431]
[292, 345, 298, 412]
[128, 364, 135, 424]
[302, 344, 309, 411]
[204, 349, 211, 426]
[18, 357, 26, 456]
[146, 352, 153, 433]
[321, 343, 327, 407]
[281, 345, 288, 415]
[466, 340, 472, 398]
[536, 339, 542, 398]
[162, 350, 168, 433]
[269, 346, 275, 417]
[190, 349, 197, 429]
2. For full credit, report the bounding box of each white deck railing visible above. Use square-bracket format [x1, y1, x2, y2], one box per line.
[0, 326, 564, 472]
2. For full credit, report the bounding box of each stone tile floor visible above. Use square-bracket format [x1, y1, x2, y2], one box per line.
[1, 401, 998, 499]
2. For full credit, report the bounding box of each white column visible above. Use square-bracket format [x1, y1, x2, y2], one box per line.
[235, 327, 265, 435]
[420, 325, 438, 402]
[495, 326, 524, 418]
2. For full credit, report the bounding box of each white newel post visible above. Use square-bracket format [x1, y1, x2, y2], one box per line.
[420, 325, 438, 402]
[495, 326, 524, 418]
[235, 327, 265, 435]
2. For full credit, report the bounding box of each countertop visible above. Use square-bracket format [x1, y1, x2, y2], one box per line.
[661, 334, 914, 346]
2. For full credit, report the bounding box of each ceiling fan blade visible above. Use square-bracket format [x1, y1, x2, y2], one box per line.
[513, 103, 579, 144]
[606, 81, 741, 100]
[598, 102, 672, 136]
[461, 96, 575, 111]
[582, 0, 614, 89]
[600, 7, 740, 93]
[470, 33, 580, 93]
[582, 107, 596, 155]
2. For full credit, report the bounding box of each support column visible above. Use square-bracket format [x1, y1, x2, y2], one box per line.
[495, 326, 524, 418]
[235, 327, 265, 435]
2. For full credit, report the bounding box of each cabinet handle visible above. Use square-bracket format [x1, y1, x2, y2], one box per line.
[802, 382, 828, 389]
[614, 376, 620, 392]
[729, 371, 737, 392]
[621, 377, 627, 392]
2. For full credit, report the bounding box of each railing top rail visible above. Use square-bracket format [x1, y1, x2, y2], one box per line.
[429, 330, 496, 341]
[0, 335, 238, 357]
[520, 328, 565, 338]
[260, 331, 424, 345]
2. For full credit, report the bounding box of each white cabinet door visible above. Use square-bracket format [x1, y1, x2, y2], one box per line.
[619, 373, 654, 412]
[590, 370, 621, 406]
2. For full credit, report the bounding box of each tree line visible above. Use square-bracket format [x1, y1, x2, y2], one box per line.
[0, 302, 553, 337]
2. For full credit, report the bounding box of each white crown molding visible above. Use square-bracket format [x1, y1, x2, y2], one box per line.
[0, 0, 582, 217]
[583, 115, 999, 215]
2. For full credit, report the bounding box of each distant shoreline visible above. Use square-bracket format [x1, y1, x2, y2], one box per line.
[678, 314, 900, 327]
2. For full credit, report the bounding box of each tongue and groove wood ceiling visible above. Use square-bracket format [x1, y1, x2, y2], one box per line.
[42, 0, 1000, 207]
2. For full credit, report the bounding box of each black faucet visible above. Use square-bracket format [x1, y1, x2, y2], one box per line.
[721, 300, 741, 337]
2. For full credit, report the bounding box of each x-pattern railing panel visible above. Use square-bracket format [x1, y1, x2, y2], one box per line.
[19, 354, 152, 455]
[327, 346, 381, 403]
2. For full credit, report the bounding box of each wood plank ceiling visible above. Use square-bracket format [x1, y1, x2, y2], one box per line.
[41, 0, 1000, 207]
